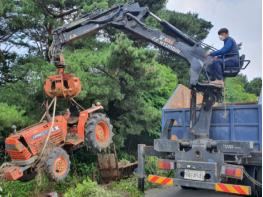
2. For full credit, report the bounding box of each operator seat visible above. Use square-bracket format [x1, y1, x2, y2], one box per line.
[67, 116, 79, 125]
[223, 43, 250, 77]
[67, 104, 80, 125]
[223, 54, 245, 77]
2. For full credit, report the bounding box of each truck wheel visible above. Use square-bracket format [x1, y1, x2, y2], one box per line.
[243, 165, 262, 197]
[138, 178, 145, 192]
[85, 113, 113, 151]
[255, 167, 262, 197]
[44, 147, 70, 182]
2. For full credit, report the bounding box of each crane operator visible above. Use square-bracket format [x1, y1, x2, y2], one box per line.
[206, 28, 239, 87]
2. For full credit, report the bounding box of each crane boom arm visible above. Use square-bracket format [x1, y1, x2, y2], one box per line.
[49, 3, 208, 85]
[49, 3, 233, 139]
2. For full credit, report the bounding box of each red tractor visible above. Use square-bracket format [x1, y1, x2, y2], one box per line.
[3, 64, 113, 181]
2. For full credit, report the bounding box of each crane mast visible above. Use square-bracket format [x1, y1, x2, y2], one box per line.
[49, 3, 223, 138]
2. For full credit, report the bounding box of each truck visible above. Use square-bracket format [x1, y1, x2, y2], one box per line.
[137, 85, 262, 196]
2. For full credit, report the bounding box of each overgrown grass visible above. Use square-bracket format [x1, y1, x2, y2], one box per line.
[0, 168, 88, 197]
[64, 177, 121, 197]
[109, 177, 143, 197]
[0, 171, 50, 197]
[0, 155, 171, 196]
[0, 170, 143, 197]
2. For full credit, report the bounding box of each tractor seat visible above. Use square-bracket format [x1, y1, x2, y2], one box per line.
[67, 116, 79, 124]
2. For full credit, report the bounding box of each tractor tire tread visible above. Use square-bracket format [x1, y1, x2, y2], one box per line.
[44, 147, 70, 182]
[85, 113, 113, 151]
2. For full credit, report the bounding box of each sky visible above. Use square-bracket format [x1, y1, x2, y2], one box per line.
[167, 0, 262, 80]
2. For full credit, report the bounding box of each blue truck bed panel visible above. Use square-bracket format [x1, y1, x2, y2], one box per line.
[162, 104, 262, 150]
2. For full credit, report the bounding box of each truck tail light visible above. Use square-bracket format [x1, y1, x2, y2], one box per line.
[157, 159, 174, 170]
[221, 165, 243, 180]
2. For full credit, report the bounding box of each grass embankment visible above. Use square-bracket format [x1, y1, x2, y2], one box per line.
[0, 174, 142, 197]
[0, 156, 172, 197]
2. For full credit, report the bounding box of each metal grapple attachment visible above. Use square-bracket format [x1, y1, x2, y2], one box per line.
[44, 73, 81, 98]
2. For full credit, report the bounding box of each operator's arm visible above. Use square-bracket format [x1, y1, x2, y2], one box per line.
[210, 38, 233, 57]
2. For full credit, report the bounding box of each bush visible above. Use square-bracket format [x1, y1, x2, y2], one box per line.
[64, 177, 120, 197]
[118, 151, 136, 162]
[71, 162, 98, 181]
[0, 172, 49, 197]
[109, 177, 142, 197]
[225, 76, 257, 103]
[0, 102, 29, 163]
[0, 102, 29, 132]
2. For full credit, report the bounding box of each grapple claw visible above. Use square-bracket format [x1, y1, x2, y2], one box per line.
[44, 73, 81, 98]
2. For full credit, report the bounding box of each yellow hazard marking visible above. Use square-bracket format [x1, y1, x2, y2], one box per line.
[147, 175, 173, 186]
[215, 183, 251, 196]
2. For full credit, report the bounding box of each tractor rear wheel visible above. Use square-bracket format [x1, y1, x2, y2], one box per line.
[85, 113, 113, 151]
[44, 147, 70, 182]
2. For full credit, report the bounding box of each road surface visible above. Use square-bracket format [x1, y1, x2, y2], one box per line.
[145, 186, 243, 197]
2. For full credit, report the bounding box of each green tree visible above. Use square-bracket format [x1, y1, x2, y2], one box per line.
[0, 102, 28, 132]
[64, 35, 177, 147]
[0, 102, 29, 162]
[225, 75, 257, 103]
[0, 0, 25, 85]
[136, 0, 167, 12]
[245, 77, 262, 96]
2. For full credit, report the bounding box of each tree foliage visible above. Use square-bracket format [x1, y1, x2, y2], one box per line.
[0, 0, 259, 153]
[225, 75, 258, 103]
[0, 102, 28, 131]
[245, 77, 262, 96]
[64, 35, 177, 146]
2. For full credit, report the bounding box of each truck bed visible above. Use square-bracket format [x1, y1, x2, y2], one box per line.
[162, 104, 262, 151]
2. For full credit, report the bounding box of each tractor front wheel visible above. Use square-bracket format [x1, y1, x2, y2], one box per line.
[85, 113, 113, 151]
[44, 147, 70, 182]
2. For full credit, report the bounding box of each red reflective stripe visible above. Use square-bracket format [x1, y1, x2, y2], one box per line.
[149, 176, 159, 183]
[233, 185, 247, 195]
[218, 183, 229, 192]
[161, 178, 171, 185]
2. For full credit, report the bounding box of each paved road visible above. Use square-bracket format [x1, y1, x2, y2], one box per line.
[145, 186, 243, 197]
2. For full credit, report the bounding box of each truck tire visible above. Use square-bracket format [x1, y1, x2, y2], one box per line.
[138, 178, 145, 192]
[85, 113, 113, 151]
[243, 165, 262, 197]
[44, 147, 70, 182]
[255, 167, 262, 197]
